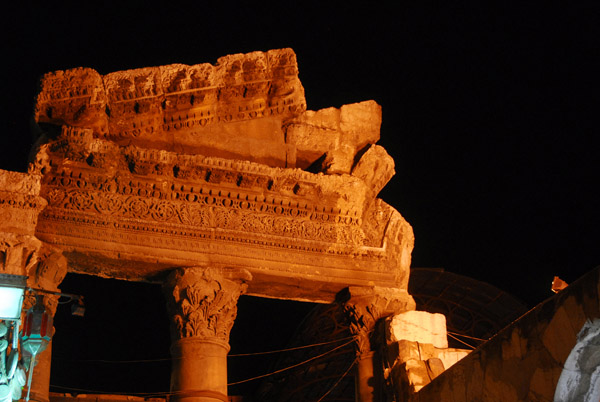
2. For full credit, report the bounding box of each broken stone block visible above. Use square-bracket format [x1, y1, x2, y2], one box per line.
[436, 348, 471, 370]
[387, 310, 448, 349]
[401, 359, 431, 391]
[35, 67, 108, 134]
[394, 340, 421, 365]
[426, 357, 446, 379]
[340, 100, 381, 150]
[351, 144, 395, 195]
[285, 100, 383, 173]
[285, 107, 342, 169]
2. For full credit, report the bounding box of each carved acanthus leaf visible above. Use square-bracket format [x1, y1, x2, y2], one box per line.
[164, 267, 251, 343]
[340, 286, 415, 355]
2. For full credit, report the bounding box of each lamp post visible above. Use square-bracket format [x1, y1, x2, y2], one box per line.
[0, 274, 28, 402]
[0, 274, 84, 402]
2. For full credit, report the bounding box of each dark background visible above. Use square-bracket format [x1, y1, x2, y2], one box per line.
[2, 1, 598, 397]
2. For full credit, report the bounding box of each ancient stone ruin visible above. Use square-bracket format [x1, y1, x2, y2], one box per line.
[1, 48, 469, 402]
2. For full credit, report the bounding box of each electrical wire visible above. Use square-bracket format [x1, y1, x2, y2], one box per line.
[230, 336, 355, 357]
[314, 357, 357, 402]
[52, 336, 355, 364]
[446, 332, 476, 349]
[227, 338, 355, 386]
[446, 331, 488, 342]
[50, 338, 356, 396]
[50, 384, 170, 397]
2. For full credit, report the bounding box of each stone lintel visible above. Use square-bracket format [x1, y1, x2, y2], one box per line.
[32, 129, 413, 302]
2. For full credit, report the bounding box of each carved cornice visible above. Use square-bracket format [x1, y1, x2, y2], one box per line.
[0, 170, 47, 236]
[34, 49, 305, 165]
[29, 126, 414, 298]
[339, 286, 415, 355]
[33, 127, 397, 256]
[163, 267, 251, 344]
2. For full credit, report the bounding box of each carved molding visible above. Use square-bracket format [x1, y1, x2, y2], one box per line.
[0, 234, 41, 277]
[340, 286, 415, 355]
[32, 126, 408, 253]
[0, 170, 47, 236]
[164, 267, 251, 343]
[34, 49, 305, 147]
[0, 233, 66, 317]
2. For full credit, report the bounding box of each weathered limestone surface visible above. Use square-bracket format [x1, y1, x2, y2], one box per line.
[387, 311, 448, 349]
[35, 49, 305, 168]
[0, 169, 67, 402]
[410, 266, 600, 402]
[285, 101, 382, 173]
[339, 286, 416, 402]
[382, 311, 470, 400]
[29, 49, 414, 303]
[163, 267, 251, 402]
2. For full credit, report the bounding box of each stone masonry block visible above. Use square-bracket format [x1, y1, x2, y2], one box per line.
[387, 310, 448, 349]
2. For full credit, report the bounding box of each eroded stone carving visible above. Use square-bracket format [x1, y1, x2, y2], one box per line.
[340, 286, 415, 355]
[164, 267, 251, 343]
[0, 170, 47, 237]
[35, 49, 306, 168]
[27, 48, 415, 302]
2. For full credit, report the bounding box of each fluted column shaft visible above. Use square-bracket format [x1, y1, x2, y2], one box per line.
[163, 267, 251, 402]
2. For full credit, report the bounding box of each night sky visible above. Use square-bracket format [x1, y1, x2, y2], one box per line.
[2, 2, 599, 398]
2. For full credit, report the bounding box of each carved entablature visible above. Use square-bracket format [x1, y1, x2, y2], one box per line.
[339, 286, 415, 355]
[28, 48, 415, 302]
[30, 123, 414, 301]
[0, 170, 47, 237]
[163, 267, 251, 343]
[35, 49, 305, 168]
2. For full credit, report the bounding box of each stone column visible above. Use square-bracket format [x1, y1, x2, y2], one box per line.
[339, 286, 415, 402]
[163, 267, 251, 402]
[24, 248, 67, 402]
[0, 169, 59, 402]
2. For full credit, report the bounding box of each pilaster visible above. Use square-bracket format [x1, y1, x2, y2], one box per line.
[163, 267, 251, 402]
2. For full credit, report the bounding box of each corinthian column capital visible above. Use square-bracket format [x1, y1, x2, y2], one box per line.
[163, 267, 252, 344]
[339, 286, 415, 355]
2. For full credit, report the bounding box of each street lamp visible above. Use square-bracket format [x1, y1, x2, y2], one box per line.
[0, 274, 84, 402]
[0, 274, 28, 402]
[0, 274, 27, 321]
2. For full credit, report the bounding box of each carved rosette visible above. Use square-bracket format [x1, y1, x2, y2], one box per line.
[340, 286, 415, 356]
[164, 267, 252, 344]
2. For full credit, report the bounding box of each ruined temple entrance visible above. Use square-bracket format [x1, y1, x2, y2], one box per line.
[0, 48, 449, 402]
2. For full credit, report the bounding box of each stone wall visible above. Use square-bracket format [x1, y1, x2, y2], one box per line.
[411, 266, 600, 401]
[383, 311, 470, 400]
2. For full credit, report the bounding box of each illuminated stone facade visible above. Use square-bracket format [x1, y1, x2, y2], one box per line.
[1, 48, 475, 402]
